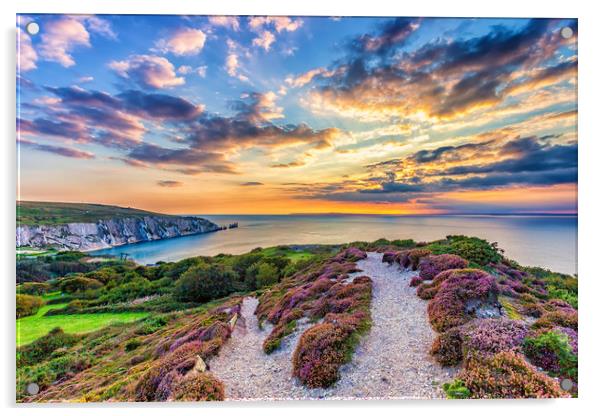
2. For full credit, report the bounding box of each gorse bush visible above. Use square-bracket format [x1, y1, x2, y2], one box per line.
[16, 294, 44, 318]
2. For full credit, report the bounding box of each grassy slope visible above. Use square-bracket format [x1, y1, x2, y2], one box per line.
[17, 201, 172, 226]
[257, 246, 314, 262]
[17, 303, 148, 346]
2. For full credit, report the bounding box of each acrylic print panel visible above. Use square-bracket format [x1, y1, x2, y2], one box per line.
[16, 14, 578, 402]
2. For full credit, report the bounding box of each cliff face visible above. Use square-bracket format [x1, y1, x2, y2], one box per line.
[16, 215, 221, 251]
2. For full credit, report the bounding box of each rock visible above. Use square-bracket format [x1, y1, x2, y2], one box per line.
[192, 355, 207, 373]
[16, 215, 221, 251]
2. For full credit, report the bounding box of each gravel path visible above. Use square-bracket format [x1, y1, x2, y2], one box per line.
[209, 252, 456, 400]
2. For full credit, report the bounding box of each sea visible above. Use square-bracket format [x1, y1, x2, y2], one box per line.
[91, 215, 578, 275]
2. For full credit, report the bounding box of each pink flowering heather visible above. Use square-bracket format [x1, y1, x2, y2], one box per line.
[418, 254, 469, 280]
[427, 269, 498, 332]
[462, 318, 528, 356]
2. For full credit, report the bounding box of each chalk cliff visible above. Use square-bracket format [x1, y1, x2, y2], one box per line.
[16, 215, 221, 251]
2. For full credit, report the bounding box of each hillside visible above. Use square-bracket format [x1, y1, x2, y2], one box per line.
[17, 201, 170, 226]
[16, 201, 222, 251]
[15, 237, 578, 401]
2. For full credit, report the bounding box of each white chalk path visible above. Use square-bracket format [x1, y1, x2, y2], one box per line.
[209, 252, 455, 400]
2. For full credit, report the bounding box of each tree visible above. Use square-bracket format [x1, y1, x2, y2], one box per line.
[174, 262, 235, 303]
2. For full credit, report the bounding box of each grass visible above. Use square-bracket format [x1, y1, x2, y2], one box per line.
[16, 303, 148, 346]
[17, 201, 170, 226]
[258, 246, 314, 262]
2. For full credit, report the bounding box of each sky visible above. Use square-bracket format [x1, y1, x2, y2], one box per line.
[17, 15, 577, 215]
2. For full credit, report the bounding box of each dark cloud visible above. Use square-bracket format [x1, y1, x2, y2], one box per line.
[127, 143, 237, 174]
[157, 180, 183, 187]
[18, 139, 94, 159]
[309, 18, 576, 120]
[241, 181, 264, 186]
[20, 86, 340, 175]
[299, 135, 577, 203]
[270, 160, 306, 168]
[350, 17, 421, 56]
[117, 90, 203, 120]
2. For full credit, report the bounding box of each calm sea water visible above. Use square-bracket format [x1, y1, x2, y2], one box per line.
[91, 215, 577, 275]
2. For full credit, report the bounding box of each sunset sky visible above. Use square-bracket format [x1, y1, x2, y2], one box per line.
[17, 15, 577, 215]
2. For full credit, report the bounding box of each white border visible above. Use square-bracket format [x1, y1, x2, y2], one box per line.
[3, 1, 601, 415]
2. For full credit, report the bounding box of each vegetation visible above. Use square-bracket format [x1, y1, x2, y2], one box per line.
[17, 200, 168, 226]
[14, 235, 577, 401]
[16, 294, 45, 318]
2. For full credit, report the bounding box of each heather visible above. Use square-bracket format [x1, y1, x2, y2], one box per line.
[427, 269, 499, 332]
[406, 239, 578, 398]
[457, 351, 569, 398]
[256, 247, 372, 387]
[16, 237, 578, 401]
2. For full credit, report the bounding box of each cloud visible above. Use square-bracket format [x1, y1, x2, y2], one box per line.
[271, 160, 306, 168]
[304, 19, 576, 122]
[17, 28, 37, 72]
[252, 30, 276, 51]
[157, 180, 183, 187]
[248, 16, 303, 33]
[232, 91, 283, 122]
[18, 138, 94, 159]
[224, 42, 249, 82]
[38, 17, 90, 67]
[127, 143, 237, 174]
[285, 67, 337, 88]
[196, 65, 207, 78]
[77, 76, 94, 83]
[109, 55, 185, 89]
[78, 15, 117, 39]
[351, 17, 420, 55]
[155, 28, 206, 56]
[208, 16, 240, 31]
[296, 134, 577, 204]
[19, 86, 203, 149]
[241, 181, 264, 186]
[248, 17, 303, 52]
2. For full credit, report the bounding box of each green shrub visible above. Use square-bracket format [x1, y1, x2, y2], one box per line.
[125, 338, 142, 352]
[136, 316, 168, 335]
[16, 294, 44, 318]
[428, 235, 502, 266]
[17, 282, 51, 295]
[443, 379, 471, 399]
[58, 275, 103, 294]
[523, 330, 577, 379]
[256, 262, 279, 288]
[17, 327, 79, 366]
[174, 262, 235, 303]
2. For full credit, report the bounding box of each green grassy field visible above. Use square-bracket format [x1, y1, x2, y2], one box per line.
[17, 201, 169, 226]
[16, 303, 148, 346]
[258, 246, 314, 262]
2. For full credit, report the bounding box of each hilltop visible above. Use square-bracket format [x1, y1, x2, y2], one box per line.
[17, 201, 173, 226]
